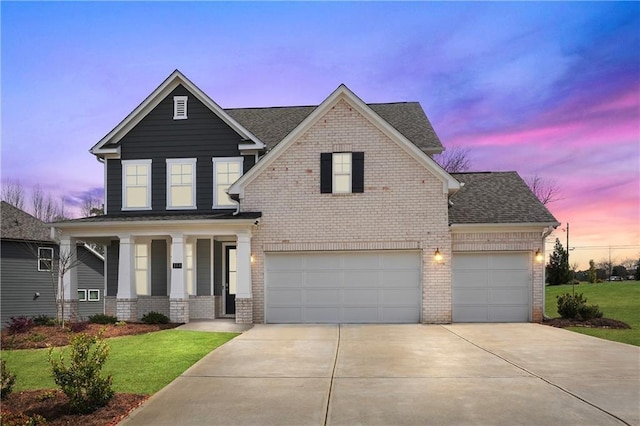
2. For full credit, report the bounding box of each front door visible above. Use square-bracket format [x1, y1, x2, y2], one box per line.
[224, 245, 237, 315]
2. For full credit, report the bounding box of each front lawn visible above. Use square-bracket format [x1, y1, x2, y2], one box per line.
[1, 329, 238, 394]
[545, 281, 640, 346]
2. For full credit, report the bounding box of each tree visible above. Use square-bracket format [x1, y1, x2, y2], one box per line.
[611, 265, 627, 278]
[546, 238, 572, 285]
[434, 147, 471, 173]
[596, 258, 613, 279]
[80, 194, 104, 217]
[635, 259, 640, 281]
[588, 259, 597, 283]
[31, 185, 67, 222]
[1, 179, 26, 209]
[526, 174, 562, 205]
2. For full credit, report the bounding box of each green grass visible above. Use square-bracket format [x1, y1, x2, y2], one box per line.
[545, 281, 640, 346]
[1, 330, 238, 394]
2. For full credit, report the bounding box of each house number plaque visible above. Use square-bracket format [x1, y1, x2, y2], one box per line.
[172, 263, 182, 269]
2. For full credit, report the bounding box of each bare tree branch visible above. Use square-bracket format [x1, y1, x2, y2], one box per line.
[31, 185, 66, 222]
[525, 174, 563, 205]
[434, 147, 472, 173]
[80, 194, 104, 217]
[1, 179, 26, 209]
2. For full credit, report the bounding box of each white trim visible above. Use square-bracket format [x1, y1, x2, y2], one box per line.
[103, 159, 108, 214]
[212, 157, 244, 209]
[210, 238, 215, 297]
[173, 96, 188, 120]
[37, 247, 54, 271]
[450, 222, 561, 233]
[166, 158, 197, 210]
[122, 159, 152, 211]
[229, 84, 460, 199]
[91, 70, 264, 156]
[88, 289, 100, 302]
[78, 289, 87, 301]
[221, 242, 237, 317]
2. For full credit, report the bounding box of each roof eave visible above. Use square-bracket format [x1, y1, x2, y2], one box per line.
[450, 222, 561, 232]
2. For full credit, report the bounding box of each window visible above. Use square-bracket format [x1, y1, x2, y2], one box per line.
[213, 157, 244, 208]
[78, 289, 87, 301]
[38, 247, 54, 271]
[173, 96, 188, 119]
[135, 243, 150, 296]
[122, 160, 152, 210]
[320, 152, 364, 194]
[166, 159, 197, 209]
[88, 289, 100, 301]
[186, 242, 195, 296]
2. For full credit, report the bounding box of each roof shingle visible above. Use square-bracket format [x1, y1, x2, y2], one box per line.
[449, 172, 559, 225]
[0, 201, 52, 242]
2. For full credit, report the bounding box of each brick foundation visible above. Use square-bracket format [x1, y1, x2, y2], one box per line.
[235, 298, 253, 324]
[189, 296, 216, 319]
[170, 299, 189, 323]
[137, 296, 170, 320]
[104, 297, 117, 317]
[57, 299, 79, 321]
[116, 299, 137, 322]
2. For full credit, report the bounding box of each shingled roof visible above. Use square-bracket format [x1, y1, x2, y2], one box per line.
[0, 201, 52, 242]
[449, 172, 559, 225]
[225, 102, 442, 154]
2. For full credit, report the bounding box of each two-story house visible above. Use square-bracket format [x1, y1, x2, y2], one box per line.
[53, 70, 558, 324]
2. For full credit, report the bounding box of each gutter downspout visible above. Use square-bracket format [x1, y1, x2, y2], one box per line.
[541, 225, 558, 320]
[230, 193, 241, 216]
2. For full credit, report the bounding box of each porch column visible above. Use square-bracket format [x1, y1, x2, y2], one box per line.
[169, 233, 189, 323]
[58, 236, 78, 321]
[116, 235, 137, 321]
[235, 232, 253, 324]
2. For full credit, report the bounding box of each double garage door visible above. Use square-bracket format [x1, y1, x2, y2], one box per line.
[265, 251, 421, 323]
[452, 252, 532, 322]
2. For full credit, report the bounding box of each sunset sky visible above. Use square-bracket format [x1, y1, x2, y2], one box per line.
[2, 2, 639, 269]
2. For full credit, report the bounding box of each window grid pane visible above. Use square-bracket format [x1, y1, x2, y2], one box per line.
[124, 163, 149, 209]
[168, 161, 195, 207]
[333, 153, 352, 194]
[215, 160, 242, 206]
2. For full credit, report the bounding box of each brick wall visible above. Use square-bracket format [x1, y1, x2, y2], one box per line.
[189, 295, 216, 319]
[137, 296, 170, 320]
[104, 296, 116, 317]
[242, 98, 452, 323]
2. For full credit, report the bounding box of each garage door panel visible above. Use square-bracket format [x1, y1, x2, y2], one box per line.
[265, 251, 421, 323]
[343, 289, 378, 305]
[344, 271, 380, 287]
[453, 252, 530, 323]
[306, 271, 341, 287]
[453, 288, 489, 304]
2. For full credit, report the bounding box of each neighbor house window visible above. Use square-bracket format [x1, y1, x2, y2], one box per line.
[135, 243, 150, 296]
[320, 152, 364, 194]
[38, 247, 54, 271]
[88, 289, 100, 301]
[173, 96, 188, 120]
[186, 242, 195, 296]
[77, 289, 87, 301]
[122, 160, 152, 210]
[213, 157, 244, 208]
[166, 158, 197, 209]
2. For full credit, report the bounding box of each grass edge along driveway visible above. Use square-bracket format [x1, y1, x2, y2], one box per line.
[545, 281, 640, 346]
[1, 330, 238, 395]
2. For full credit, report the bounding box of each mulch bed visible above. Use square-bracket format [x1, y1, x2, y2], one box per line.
[543, 317, 631, 329]
[1, 323, 181, 425]
[1, 323, 180, 350]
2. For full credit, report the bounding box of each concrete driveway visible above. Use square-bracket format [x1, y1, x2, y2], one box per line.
[121, 324, 639, 425]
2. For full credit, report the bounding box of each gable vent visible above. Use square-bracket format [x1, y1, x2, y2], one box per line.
[173, 96, 188, 120]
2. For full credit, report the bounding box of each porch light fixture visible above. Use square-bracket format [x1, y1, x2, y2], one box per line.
[250, 255, 255, 263]
[535, 249, 543, 263]
[434, 248, 443, 262]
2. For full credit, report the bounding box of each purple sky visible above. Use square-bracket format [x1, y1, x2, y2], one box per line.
[2, 2, 639, 269]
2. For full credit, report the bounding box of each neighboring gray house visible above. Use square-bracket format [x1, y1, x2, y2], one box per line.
[0, 201, 105, 326]
[53, 70, 558, 325]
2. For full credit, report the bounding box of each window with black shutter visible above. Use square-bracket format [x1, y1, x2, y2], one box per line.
[320, 152, 364, 194]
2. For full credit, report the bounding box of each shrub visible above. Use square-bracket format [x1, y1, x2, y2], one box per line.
[115, 321, 127, 326]
[0, 410, 47, 426]
[6, 316, 34, 334]
[557, 293, 603, 321]
[48, 333, 114, 414]
[33, 314, 56, 327]
[141, 311, 169, 324]
[88, 314, 117, 325]
[67, 321, 89, 333]
[1, 360, 16, 400]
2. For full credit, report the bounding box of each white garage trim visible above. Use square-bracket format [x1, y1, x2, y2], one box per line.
[453, 252, 532, 322]
[265, 250, 422, 324]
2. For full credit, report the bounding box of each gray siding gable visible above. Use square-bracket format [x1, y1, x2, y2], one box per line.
[106, 84, 255, 215]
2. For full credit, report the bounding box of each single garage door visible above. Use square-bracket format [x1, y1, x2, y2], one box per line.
[453, 252, 531, 322]
[265, 251, 421, 323]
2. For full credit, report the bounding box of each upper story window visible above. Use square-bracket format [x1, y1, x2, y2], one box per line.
[320, 152, 364, 194]
[173, 96, 188, 120]
[213, 157, 244, 208]
[38, 247, 54, 271]
[166, 158, 197, 209]
[122, 160, 152, 210]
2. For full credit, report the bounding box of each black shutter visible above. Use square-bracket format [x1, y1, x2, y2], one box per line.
[320, 153, 332, 193]
[352, 152, 364, 193]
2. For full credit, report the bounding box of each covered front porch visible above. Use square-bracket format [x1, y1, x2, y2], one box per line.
[52, 214, 259, 324]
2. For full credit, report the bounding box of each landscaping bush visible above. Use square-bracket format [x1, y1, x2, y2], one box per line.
[88, 314, 118, 325]
[6, 316, 35, 334]
[67, 321, 89, 333]
[1, 360, 16, 400]
[141, 311, 169, 324]
[557, 293, 603, 321]
[33, 314, 56, 327]
[48, 333, 114, 414]
[0, 409, 47, 426]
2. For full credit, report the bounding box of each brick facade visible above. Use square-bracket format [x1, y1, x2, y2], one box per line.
[58, 299, 79, 321]
[116, 298, 137, 322]
[189, 295, 216, 319]
[169, 299, 189, 323]
[137, 296, 170, 320]
[242, 98, 452, 323]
